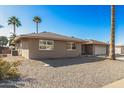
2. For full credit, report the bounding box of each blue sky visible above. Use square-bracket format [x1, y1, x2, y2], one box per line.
[0, 5, 124, 44]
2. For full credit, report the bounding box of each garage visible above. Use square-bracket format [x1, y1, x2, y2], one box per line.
[82, 40, 109, 56]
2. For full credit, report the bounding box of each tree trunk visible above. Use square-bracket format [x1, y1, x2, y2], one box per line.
[14, 24, 16, 34]
[109, 5, 115, 60]
[36, 23, 38, 33]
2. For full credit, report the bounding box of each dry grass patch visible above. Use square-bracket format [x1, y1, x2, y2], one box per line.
[0, 59, 21, 80]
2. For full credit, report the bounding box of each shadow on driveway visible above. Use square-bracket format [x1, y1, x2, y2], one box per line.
[40, 56, 107, 67]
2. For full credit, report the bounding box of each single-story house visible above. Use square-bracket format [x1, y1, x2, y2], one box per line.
[14, 32, 109, 59]
[81, 40, 109, 56]
[14, 32, 85, 59]
[115, 45, 124, 54]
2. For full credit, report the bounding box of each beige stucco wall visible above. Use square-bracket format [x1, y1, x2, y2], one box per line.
[16, 39, 29, 59]
[28, 39, 82, 59]
[94, 45, 107, 55]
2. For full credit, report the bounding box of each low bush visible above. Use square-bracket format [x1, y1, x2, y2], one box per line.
[0, 59, 21, 80]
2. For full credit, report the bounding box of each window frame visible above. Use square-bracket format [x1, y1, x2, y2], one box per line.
[66, 42, 76, 51]
[39, 40, 54, 50]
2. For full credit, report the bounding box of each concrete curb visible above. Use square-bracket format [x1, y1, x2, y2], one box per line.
[103, 78, 124, 88]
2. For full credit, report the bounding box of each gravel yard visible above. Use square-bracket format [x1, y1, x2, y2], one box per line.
[1, 56, 124, 88]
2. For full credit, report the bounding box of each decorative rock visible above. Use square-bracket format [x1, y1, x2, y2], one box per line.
[44, 64, 50, 67]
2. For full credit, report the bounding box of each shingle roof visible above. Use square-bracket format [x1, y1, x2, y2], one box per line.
[83, 39, 108, 45]
[15, 32, 85, 43]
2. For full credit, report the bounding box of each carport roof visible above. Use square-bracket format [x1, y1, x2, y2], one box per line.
[83, 40, 109, 45]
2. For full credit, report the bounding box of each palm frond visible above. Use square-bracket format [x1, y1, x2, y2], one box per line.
[8, 16, 21, 28]
[0, 24, 3, 28]
[33, 16, 42, 23]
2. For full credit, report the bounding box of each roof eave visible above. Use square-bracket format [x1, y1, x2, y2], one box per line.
[14, 36, 85, 43]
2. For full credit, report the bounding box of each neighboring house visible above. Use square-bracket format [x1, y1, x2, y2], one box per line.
[81, 40, 109, 56]
[14, 32, 85, 59]
[115, 45, 124, 54]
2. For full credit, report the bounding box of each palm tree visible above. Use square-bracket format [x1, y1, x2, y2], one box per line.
[8, 16, 21, 35]
[33, 16, 42, 33]
[0, 24, 3, 28]
[109, 5, 115, 60]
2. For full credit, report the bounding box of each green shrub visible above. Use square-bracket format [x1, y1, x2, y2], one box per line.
[0, 59, 21, 80]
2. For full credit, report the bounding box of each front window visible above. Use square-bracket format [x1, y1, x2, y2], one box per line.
[66, 42, 76, 50]
[39, 40, 54, 50]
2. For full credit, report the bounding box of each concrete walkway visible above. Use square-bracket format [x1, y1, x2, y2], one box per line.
[116, 57, 124, 61]
[103, 78, 124, 88]
[116, 54, 124, 61]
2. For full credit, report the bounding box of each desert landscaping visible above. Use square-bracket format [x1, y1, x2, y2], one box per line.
[0, 56, 124, 88]
[0, 5, 124, 88]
